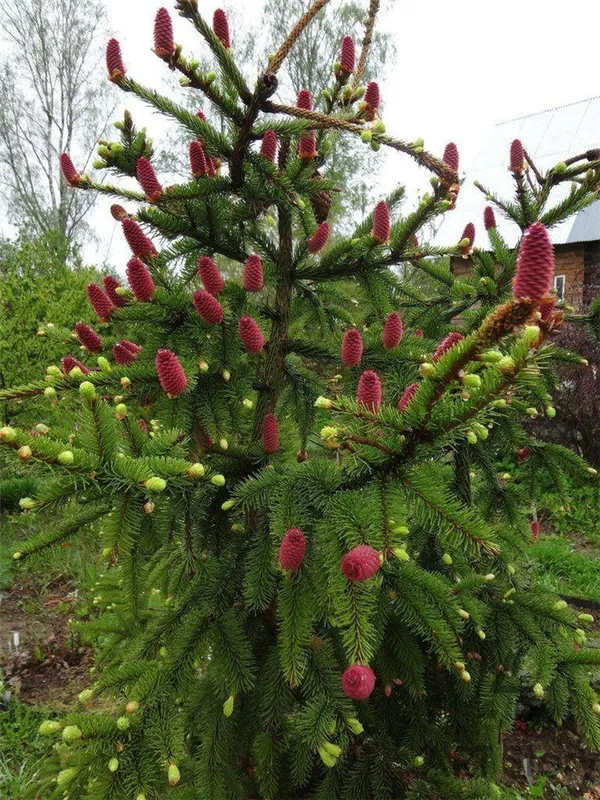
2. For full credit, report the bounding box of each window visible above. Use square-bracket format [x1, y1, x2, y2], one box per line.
[554, 274, 565, 301]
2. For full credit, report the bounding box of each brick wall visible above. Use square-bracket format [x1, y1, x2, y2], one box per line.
[451, 242, 593, 311]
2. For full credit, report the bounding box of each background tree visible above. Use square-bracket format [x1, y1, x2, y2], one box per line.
[2, 2, 600, 799]
[264, 0, 395, 223]
[0, 0, 113, 248]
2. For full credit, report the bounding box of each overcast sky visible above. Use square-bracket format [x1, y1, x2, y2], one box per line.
[34, 0, 600, 267]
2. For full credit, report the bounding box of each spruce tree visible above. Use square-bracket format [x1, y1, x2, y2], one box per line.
[3, 2, 600, 798]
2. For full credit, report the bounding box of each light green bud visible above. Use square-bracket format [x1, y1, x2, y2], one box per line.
[479, 349, 503, 363]
[57, 450, 74, 465]
[108, 757, 119, 772]
[17, 445, 32, 460]
[44, 386, 57, 398]
[346, 717, 364, 735]
[144, 477, 167, 492]
[56, 768, 78, 786]
[545, 406, 556, 418]
[78, 689, 93, 703]
[467, 431, 478, 445]
[497, 356, 515, 372]
[35, 423, 50, 434]
[457, 608, 470, 619]
[418, 362, 435, 378]
[168, 763, 181, 786]
[70, 366, 84, 379]
[578, 613, 594, 623]
[0, 426, 17, 441]
[13, 551, 22, 559]
[115, 403, 128, 419]
[62, 725, 83, 741]
[97, 356, 112, 373]
[554, 600, 568, 610]
[242, 398, 253, 409]
[221, 499, 235, 511]
[116, 716, 130, 730]
[533, 683, 544, 699]
[187, 463, 205, 478]
[442, 553, 453, 565]
[39, 720, 61, 735]
[211, 474, 226, 487]
[223, 695, 235, 717]
[525, 407, 539, 418]
[392, 525, 410, 536]
[79, 381, 96, 399]
[392, 547, 410, 562]
[473, 423, 489, 440]
[460, 670, 472, 682]
[522, 325, 540, 346]
[360, 129, 373, 144]
[414, 755, 425, 767]
[317, 744, 338, 768]
[462, 374, 482, 389]
[19, 497, 36, 509]
[46, 365, 62, 377]
[314, 395, 332, 408]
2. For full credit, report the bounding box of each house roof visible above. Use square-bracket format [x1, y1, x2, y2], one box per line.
[434, 96, 600, 248]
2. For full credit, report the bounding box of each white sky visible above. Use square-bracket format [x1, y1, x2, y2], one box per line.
[19, 0, 600, 268]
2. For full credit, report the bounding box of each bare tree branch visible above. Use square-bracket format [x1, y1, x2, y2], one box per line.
[0, 0, 115, 245]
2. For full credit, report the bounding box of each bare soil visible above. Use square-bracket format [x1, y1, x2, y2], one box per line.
[0, 577, 92, 708]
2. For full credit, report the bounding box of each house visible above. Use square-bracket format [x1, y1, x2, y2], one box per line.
[437, 97, 600, 310]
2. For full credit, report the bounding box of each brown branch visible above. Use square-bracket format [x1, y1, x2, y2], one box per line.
[352, 0, 380, 89]
[267, 0, 331, 76]
[523, 148, 545, 186]
[261, 102, 457, 181]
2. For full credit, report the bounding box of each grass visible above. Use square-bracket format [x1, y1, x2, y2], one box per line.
[529, 537, 600, 602]
[0, 700, 54, 800]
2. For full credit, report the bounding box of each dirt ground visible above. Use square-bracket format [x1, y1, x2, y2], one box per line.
[0, 576, 92, 708]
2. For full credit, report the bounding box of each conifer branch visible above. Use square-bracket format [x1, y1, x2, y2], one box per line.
[266, 0, 331, 76]
[352, 0, 380, 89]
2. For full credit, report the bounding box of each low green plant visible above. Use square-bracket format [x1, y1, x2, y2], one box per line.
[0, 701, 53, 800]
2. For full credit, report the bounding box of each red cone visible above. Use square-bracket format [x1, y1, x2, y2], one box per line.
[339, 36, 355, 74]
[136, 158, 163, 202]
[298, 132, 317, 160]
[103, 276, 127, 308]
[243, 254, 264, 292]
[155, 349, 188, 396]
[356, 370, 382, 411]
[126, 257, 156, 302]
[213, 9, 231, 48]
[383, 312, 403, 349]
[61, 355, 89, 374]
[60, 154, 79, 186]
[87, 283, 115, 322]
[341, 329, 363, 367]
[341, 545, 380, 581]
[260, 130, 278, 164]
[239, 315, 265, 353]
[461, 222, 475, 246]
[113, 343, 137, 364]
[196, 110, 207, 122]
[296, 90, 312, 111]
[106, 39, 125, 82]
[512, 222, 554, 304]
[75, 322, 102, 354]
[279, 528, 306, 570]
[307, 222, 330, 254]
[154, 7, 175, 57]
[510, 139, 524, 173]
[342, 665, 376, 700]
[197, 256, 224, 295]
[483, 206, 497, 230]
[364, 81, 380, 117]
[398, 382, 418, 413]
[414, 329, 424, 338]
[193, 290, 223, 324]
[262, 413, 279, 453]
[122, 219, 157, 259]
[190, 140, 207, 178]
[432, 331, 464, 363]
[443, 142, 459, 172]
[119, 339, 142, 354]
[371, 201, 391, 244]
[539, 298, 556, 323]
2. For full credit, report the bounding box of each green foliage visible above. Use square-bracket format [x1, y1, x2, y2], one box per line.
[2, 2, 600, 799]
